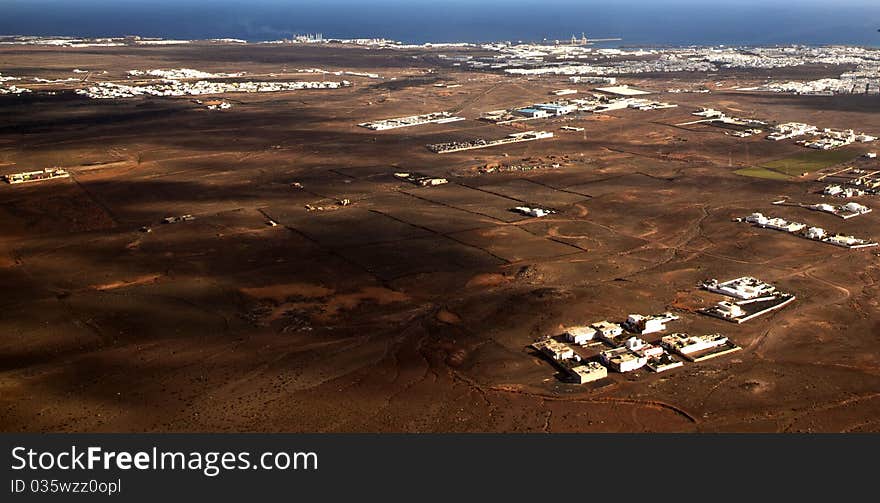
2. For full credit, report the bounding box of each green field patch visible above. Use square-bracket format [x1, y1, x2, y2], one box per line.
[734, 167, 792, 180]
[760, 148, 860, 176]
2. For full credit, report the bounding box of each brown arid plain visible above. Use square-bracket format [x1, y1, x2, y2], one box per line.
[1, 43, 879, 432]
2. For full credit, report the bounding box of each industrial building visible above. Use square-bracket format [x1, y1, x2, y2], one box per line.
[533, 103, 579, 116]
[359, 111, 466, 130]
[514, 108, 551, 119]
[427, 131, 554, 154]
[739, 213, 878, 249]
[569, 76, 616, 85]
[162, 214, 195, 224]
[594, 85, 651, 96]
[394, 172, 448, 187]
[4, 168, 70, 184]
[511, 206, 556, 218]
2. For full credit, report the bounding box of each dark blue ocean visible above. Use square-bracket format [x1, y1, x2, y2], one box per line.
[1, 0, 879, 47]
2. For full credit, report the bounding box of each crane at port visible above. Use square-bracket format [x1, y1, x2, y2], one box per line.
[562, 32, 623, 46]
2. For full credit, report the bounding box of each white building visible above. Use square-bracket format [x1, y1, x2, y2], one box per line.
[661, 333, 729, 356]
[702, 277, 777, 300]
[568, 362, 607, 384]
[600, 347, 648, 372]
[513, 206, 555, 218]
[624, 312, 679, 334]
[714, 301, 746, 320]
[515, 108, 551, 119]
[624, 336, 645, 351]
[564, 326, 598, 345]
[533, 339, 575, 361]
[591, 321, 624, 341]
[824, 185, 844, 196]
[806, 227, 827, 240]
[843, 202, 870, 214]
[745, 212, 769, 225]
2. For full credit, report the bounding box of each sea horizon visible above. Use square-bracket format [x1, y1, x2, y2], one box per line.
[1, 0, 879, 48]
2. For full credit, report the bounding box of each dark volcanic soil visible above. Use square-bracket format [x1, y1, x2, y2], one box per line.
[1, 43, 879, 432]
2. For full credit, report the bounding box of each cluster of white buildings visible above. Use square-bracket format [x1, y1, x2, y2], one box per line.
[0, 35, 129, 47]
[358, 111, 465, 130]
[560, 313, 685, 374]
[532, 339, 608, 384]
[740, 62, 880, 96]
[437, 44, 880, 81]
[480, 92, 674, 125]
[76, 79, 351, 99]
[533, 304, 745, 382]
[127, 68, 245, 80]
[805, 202, 871, 219]
[766, 121, 875, 149]
[767, 122, 817, 141]
[686, 109, 875, 151]
[0, 73, 30, 95]
[743, 77, 879, 96]
[823, 170, 880, 197]
[0, 84, 31, 95]
[740, 213, 879, 249]
[824, 184, 870, 198]
[700, 277, 796, 324]
[502, 57, 715, 77]
[765, 123, 878, 150]
[798, 129, 877, 151]
[4, 168, 70, 185]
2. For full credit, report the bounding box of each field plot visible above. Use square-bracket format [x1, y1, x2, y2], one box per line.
[338, 235, 505, 280]
[401, 183, 530, 222]
[367, 193, 497, 234]
[278, 208, 433, 248]
[734, 166, 792, 180]
[450, 226, 582, 262]
[759, 147, 862, 176]
[472, 178, 590, 207]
